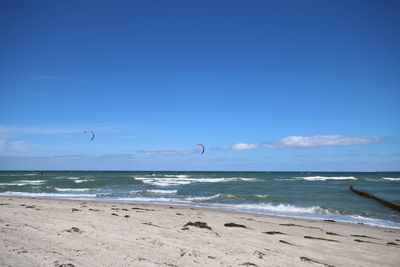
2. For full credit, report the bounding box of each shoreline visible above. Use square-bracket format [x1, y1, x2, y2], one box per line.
[1, 196, 400, 266]
[1, 193, 399, 229]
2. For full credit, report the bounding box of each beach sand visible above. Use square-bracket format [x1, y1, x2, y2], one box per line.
[0, 196, 399, 266]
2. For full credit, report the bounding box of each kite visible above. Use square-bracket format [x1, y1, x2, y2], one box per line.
[197, 144, 205, 155]
[83, 130, 95, 141]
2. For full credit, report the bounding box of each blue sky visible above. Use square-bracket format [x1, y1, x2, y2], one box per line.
[0, 0, 399, 171]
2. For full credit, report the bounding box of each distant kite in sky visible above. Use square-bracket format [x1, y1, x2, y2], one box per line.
[84, 130, 95, 141]
[197, 144, 205, 155]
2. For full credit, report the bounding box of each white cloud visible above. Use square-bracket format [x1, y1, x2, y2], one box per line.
[9, 141, 28, 152]
[232, 143, 258, 151]
[222, 135, 381, 151]
[272, 135, 381, 148]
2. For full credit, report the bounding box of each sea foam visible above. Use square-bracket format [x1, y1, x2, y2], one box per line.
[218, 203, 327, 214]
[54, 188, 91, 192]
[132, 189, 178, 195]
[0, 191, 96, 198]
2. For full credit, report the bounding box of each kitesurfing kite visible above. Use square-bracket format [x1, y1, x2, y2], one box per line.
[197, 144, 205, 155]
[83, 130, 95, 141]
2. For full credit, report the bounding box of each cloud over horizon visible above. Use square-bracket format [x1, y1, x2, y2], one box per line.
[220, 135, 382, 151]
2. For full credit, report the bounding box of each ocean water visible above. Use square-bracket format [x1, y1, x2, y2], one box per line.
[1, 171, 399, 228]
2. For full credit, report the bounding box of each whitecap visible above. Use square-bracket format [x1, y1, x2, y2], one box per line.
[74, 179, 92, 183]
[0, 183, 20, 186]
[133, 176, 257, 187]
[163, 174, 191, 178]
[4, 180, 47, 186]
[383, 177, 400, 181]
[295, 176, 357, 181]
[18, 180, 46, 184]
[254, 194, 269, 198]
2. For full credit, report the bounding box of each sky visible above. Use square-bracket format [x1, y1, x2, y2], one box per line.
[0, 0, 399, 171]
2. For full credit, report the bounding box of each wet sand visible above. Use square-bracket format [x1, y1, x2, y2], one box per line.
[0, 196, 399, 266]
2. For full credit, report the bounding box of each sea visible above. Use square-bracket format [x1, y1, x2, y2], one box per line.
[1, 171, 399, 228]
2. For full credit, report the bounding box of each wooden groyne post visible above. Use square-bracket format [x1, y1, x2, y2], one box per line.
[349, 185, 400, 212]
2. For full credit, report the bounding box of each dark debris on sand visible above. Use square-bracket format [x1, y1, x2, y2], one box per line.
[182, 221, 212, 231]
[326, 232, 343, 236]
[253, 251, 265, 259]
[54, 261, 75, 267]
[354, 239, 374, 244]
[263, 231, 285, 235]
[279, 240, 295, 245]
[142, 222, 164, 228]
[240, 262, 258, 266]
[304, 236, 339, 242]
[65, 227, 83, 234]
[89, 208, 100, 211]
[224, 222, 247, 228]
[300, 257, 335, 267]
[351, 234, 379, 240]
[132, 207, 155, 211]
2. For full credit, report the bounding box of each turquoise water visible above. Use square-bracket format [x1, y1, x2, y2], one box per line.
[1, 171, 399, 228]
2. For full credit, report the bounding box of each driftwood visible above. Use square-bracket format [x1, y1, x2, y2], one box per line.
[349, 185, 400, 212]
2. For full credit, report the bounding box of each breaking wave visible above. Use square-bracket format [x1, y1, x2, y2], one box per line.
[132, 189, 178, 195]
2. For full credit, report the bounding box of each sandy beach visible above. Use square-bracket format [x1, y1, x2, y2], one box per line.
[0, 196, 399, 267]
